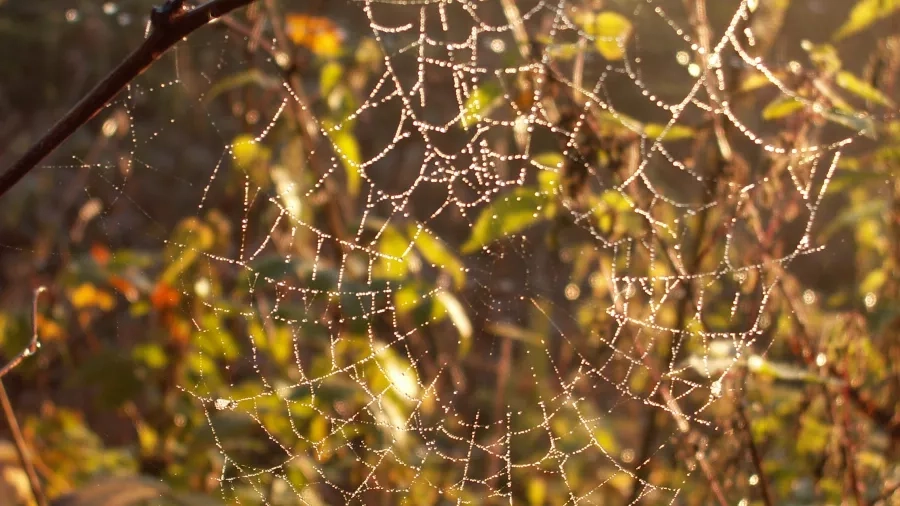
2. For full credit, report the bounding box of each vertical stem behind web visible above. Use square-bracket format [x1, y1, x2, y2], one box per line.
[0, 381, 47, 506]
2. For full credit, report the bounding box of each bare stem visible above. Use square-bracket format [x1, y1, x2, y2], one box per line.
[0, 287, 47, 379]
[0, 286, 50, 506]
[737, 401, 775, 506]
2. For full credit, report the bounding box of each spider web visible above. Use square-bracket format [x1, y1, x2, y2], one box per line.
[42, 0, 869, 504]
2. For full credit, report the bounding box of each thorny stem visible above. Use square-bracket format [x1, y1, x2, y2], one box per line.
[0, 0, 260, 200]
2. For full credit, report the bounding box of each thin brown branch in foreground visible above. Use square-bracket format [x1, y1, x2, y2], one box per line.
[0, 0, 259, 199]
[0, 382, 46, 506]
[0, 286, 49, 506]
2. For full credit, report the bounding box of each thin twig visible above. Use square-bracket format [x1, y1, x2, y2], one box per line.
[737, 401, 775, 506]
[0, 383, 46, 506]
[0, 0, 260, 199]
[0, 287, 47, 379]
[0, 286, 49, 506]
[0, 382, 46, 506]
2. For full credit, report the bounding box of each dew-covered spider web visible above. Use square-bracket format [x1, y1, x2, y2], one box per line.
[41, 0, 875, 504]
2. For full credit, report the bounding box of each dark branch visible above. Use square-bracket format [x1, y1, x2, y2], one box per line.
[0, 0, 258, 199]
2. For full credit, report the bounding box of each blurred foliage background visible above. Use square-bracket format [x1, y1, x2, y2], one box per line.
[0, 0, 899, 505]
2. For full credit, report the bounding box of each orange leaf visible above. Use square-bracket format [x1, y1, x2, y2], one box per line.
[285, 14, 343, 57]
[151, 283, 180, 310]
[109, 275, 139, 302]
[162, 313, 191, 347]
[90, 244, 111, 266]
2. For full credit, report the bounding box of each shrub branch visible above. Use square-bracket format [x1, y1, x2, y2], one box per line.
[0, 0, 259, 199]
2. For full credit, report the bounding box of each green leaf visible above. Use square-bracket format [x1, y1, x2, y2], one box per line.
[433, 291, 472, 356]
[132, 343, 167, 370]
[740, 70, 779, 92]
[462, 187, 551, 253]
[802, 41, 842, 75]
[583, 12, 633, 61]
[531, 152, 566, 170]
[355, 37, 383, 68]
[373, 224, 412, 280]
[320, 61, 344, 97]
[533, 152, 564, 197]
[827, 168, 889, 194]
[538, 169, 561, 198]
[797, 415, 831, 455]
[196, 312, 241, 360]
[461, 83, 503, 128]
[820, 198, 887, 240]
[271, 166, 305, 224]
[859, 268, 887, 295]
[230, 134, 272, 171]
[328, 125, 362, 196]
[819, 107, 878, 139]
[161, 217, 215, 285]
[545, 43, 582, 60]
[643, 123, 695, 141]
[203, 69, 282, 105]
[833, 0, 900, 41]
[590, 190, 633, 234]
[408, 225, 466, 289]
[762, 96, 804, 120]
[835, 71, 896, 107]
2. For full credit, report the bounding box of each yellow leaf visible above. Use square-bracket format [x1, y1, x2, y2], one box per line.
[740, 70, 778, 92]
[643, 123, 695, 141]
[36, 315, 64, 342]
[833, 0, 900, 41]
[527, 479, 546, 506]
[285, 14, 344, 58]
[70, 283, 115, 311]
[434, 291, 472, 356]
[460, 83, 502, 129]
[230, 134, 271, 170]
[320, 61, 343, 96]
[835, 71, 896, 107]
[762, 96, 804, 120]
[311, 30, 342, 58]
[408, 225, 466, 289]
[591, 12, 633, 61]
[327, 125, 362, 196]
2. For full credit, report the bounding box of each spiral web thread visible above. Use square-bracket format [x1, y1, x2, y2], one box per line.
[48, 0, 868, 504]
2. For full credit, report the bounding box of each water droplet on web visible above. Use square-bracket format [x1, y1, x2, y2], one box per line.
[214, 398, 236, 411]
